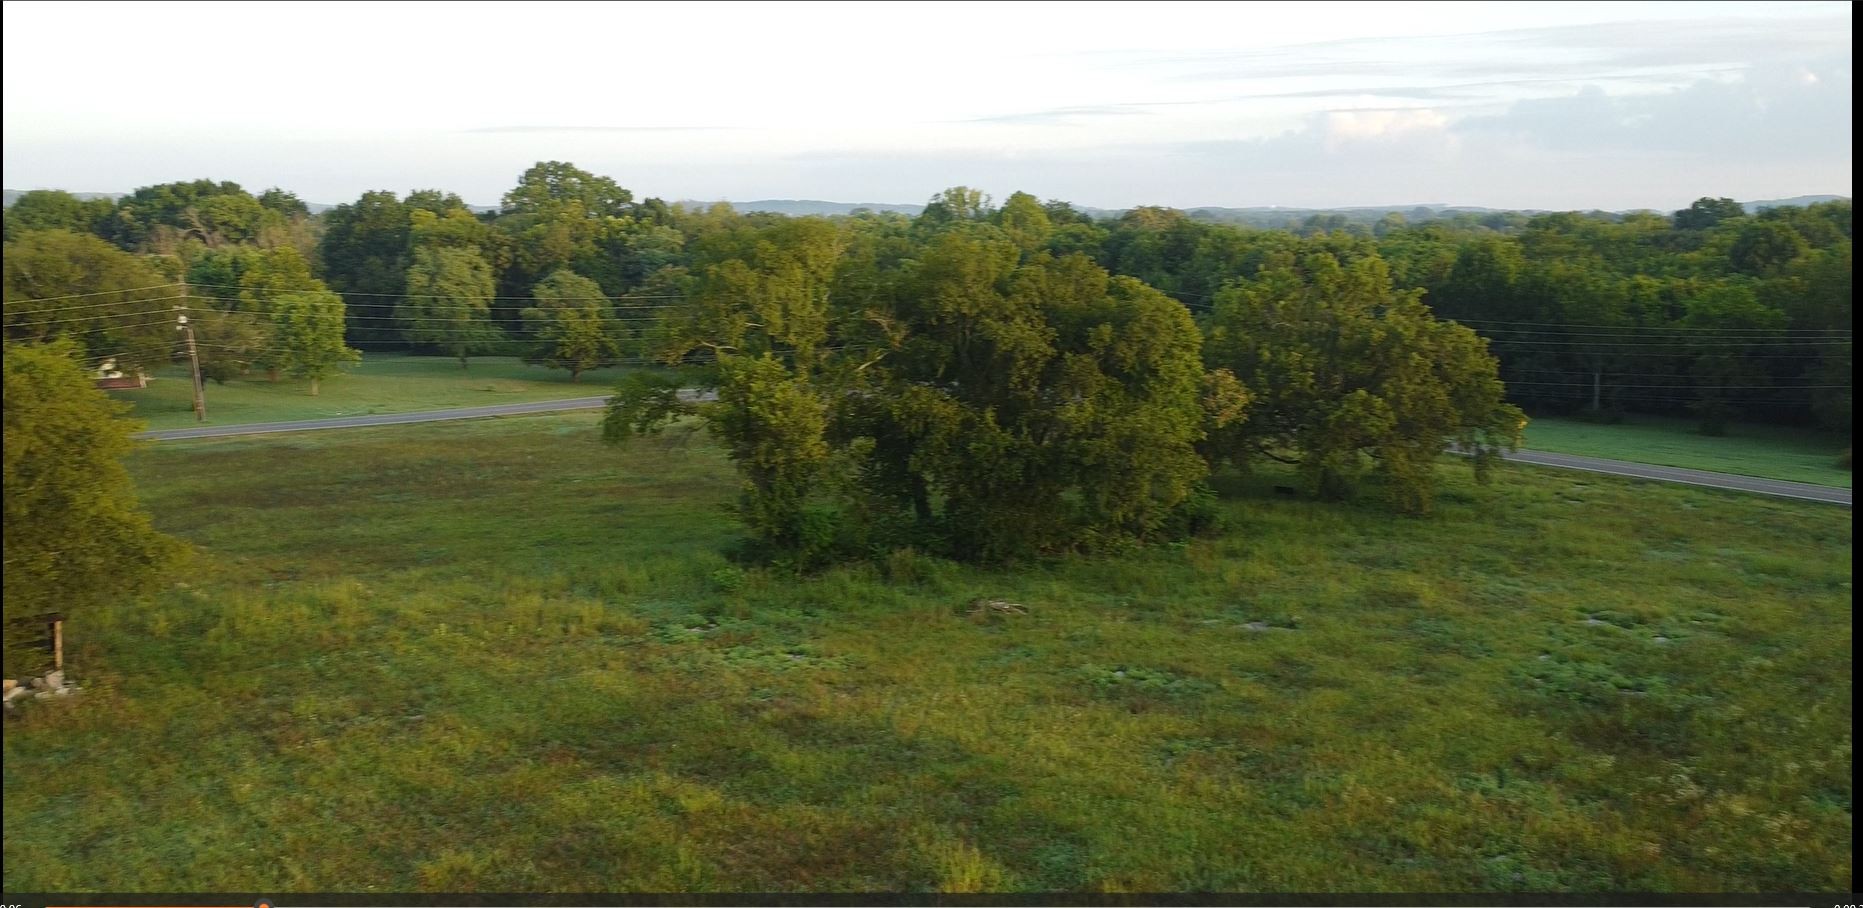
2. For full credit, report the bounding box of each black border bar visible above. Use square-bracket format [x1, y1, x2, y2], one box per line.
[3, 893, 1856, 908]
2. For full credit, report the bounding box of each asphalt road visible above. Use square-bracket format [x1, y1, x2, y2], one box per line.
[1496, 448, 1851, 507]
[136, 396, 613, 441]
[140, 396, 1852, 507]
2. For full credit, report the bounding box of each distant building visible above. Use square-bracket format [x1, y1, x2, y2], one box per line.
[93, 359, 148, 391]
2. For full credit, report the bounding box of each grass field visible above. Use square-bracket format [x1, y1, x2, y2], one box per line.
[1524, 414, 1851, 489]
[114, 354, 631, 431]
[117, 358, 1852, 495]
[2, 414, 1851, 892]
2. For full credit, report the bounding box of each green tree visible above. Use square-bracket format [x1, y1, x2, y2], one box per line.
[1680, 283, 1785, 435]
[257, 188, 311, 219]
[521, 270, 621, 381]
[994, 191, 1054, 258]
[107, 179, 259, 251]
[186, 246, 341, 382]
[268, 289, 359, 395]
[609, 221, 1219, 564]
[318, 191, 414, 343]
[4, 190, 116, 241]
[1203, 249, 1525, 512]
[1673, 197, 1746, 231]
[1729, 221, 1810, 276]
[3, 341, 183, 676]
[916, 186, 991, 230]
[501, 161, 634, 218]
[401, 246, 501, 367]
[190, 309, 274, 384]
[3, 230, 177, 372]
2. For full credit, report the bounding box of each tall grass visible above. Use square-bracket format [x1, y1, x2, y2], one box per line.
[3, 413, 1850, 892]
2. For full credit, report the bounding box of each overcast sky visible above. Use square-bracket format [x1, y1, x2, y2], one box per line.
[2, 0, 1851, 210]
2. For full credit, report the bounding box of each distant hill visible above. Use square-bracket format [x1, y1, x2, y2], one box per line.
[712, 199, 926, 217]
[1742, 195, 1848, 213]
[704, 197, 1848, 226]
[5, 189, 1848, 221]
[3, 189, 123, 206]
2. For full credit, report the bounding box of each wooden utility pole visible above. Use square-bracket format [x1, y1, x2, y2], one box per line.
[176, 306, 206, 421]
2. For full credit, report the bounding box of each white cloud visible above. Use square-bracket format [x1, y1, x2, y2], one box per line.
[1323, 109, 1452, 146]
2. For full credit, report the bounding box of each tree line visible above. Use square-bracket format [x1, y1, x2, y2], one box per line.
[2, 164, 1850, 564]
[6, 167, 1847, 430]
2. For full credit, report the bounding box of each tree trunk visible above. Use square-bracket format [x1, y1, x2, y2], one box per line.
[911, 475, 933, 520]
[1592, 362, 1602, 411]
[571, 368, 582, 383]
[309, 377, 320, 396]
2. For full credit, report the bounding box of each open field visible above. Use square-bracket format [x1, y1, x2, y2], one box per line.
[3, 414, 1851, 892]
[1524, 414, 1851, 489]
[113, 354, 632, 431]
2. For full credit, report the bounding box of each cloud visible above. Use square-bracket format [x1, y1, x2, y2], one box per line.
[464, 125, 742, 134]
[1119, 13, 1851, 86]
[1324, 108, 1451, 143]
[1455, 56, 1853, 160]
[962, 104, 1162, 125]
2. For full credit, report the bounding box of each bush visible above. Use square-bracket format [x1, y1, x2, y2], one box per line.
[1158, 483, 1224, 539]
[3, 341, 184, 676]
[708, 565, 747, 593]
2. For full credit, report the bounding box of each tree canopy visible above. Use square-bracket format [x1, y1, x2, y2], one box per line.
[3, 341, 183, 675]
[1203, 249, 1525, 512]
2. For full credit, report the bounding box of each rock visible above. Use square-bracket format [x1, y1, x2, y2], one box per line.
[1243, 621, 1272, 632]
[43, 670, 63, 689]
[2, 679, 14, 693]
[1652, 636, 1671, 645]
[3, 686, 29, 704]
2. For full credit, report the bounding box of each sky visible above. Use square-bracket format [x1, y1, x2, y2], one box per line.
[1, 0, 1851, 211]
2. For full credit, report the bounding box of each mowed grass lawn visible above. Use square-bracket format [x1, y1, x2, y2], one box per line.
[116, 354, 632, 431]
[2, 414, 1851, 893]
[1524, 414, 1851, 489]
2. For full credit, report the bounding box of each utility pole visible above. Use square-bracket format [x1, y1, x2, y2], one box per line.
[175, 306, 206, 422]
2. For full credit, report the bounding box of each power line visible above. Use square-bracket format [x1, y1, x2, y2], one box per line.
[3, 292, 196, 314]
[0, 282, 186, 305]
[1455, 317, 1851, 333]
[7, 302, 686, 330]
[1507, 380, 1850, 389]
[1488, 339, 1850, 348]
[1474, 326, 1850, 339]
[181, 281, 687, 303]
[1495, 348, 1843, 359]
[4, 298, 201, 327]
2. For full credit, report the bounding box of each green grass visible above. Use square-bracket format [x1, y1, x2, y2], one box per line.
[3, 415, 1851, 892]
[114, 354, 633, 431]
[1524, 414, 1851, 489]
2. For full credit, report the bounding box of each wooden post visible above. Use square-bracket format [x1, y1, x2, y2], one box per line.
[184, 323, 206, 422]
[52, 617, 63, 671]
[177, 306, 206, 422]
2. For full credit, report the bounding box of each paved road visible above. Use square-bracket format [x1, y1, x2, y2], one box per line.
[136, 397, 613, 441]
[1497, 448, 1851, 506]
[140, 396, 1851, 507]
